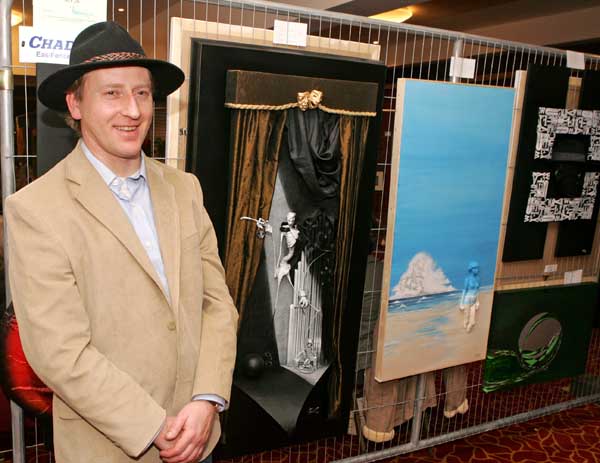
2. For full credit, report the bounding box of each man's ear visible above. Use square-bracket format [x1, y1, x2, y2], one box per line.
[65, 93, 82, 120]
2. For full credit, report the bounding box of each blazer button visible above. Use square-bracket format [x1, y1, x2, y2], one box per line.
[167, 321, 176, 331]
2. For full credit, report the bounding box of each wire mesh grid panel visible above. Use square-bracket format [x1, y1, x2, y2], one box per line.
[2, 1, 600, 462]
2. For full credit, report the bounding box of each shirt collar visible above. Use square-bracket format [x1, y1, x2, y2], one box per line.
[81, 140, 147, 187]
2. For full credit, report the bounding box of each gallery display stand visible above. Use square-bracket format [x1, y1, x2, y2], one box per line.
[361, 324, 469, 443]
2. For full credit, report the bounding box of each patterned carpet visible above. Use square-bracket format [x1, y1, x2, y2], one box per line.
[214, 402, 600, 463]
[0, 402, 599, 462]
[382, 403, 600, 463]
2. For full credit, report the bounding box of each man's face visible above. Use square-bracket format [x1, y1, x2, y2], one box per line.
[66, 66, 153, 165]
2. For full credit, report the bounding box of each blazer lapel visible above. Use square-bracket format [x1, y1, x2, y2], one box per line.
[65, 145, 172, 306]
[146, 159, 181, 315]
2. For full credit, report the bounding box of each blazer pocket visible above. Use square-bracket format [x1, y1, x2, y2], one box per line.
[182, 232, 201, 251]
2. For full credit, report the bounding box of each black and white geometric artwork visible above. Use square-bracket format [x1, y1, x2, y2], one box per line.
[535, 108, 600, 161]
[525, 171, 600, 222]
[502, 65, 600, 261]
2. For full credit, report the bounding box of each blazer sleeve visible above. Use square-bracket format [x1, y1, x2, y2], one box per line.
[188, 174, 239, 401]
[5, 196, 166, 457]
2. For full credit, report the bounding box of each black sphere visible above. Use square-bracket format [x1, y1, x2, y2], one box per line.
[242, 353, 265, 379]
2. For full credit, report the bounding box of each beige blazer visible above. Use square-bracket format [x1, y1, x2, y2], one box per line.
[6, 143, 238, 462]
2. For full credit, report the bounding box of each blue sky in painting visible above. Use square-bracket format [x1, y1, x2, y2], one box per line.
[389, 80, 514, 292]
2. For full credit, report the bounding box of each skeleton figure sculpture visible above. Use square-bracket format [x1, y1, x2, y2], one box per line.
[273, 211, 324, 376]
[241, 210, 327, 377]
[275, 212, 300, 285]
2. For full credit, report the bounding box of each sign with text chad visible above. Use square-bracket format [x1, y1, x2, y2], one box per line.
[19, 26, 78, 64]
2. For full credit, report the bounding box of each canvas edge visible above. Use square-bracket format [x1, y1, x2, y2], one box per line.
[374, 78, 407, 383]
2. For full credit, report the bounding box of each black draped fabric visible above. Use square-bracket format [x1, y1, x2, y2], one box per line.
[286, 108, 341, 201]
[286, 110, 342, 363]
[286, 110, 373, 416]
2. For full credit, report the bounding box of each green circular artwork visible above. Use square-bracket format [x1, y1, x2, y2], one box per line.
[517, 312, 562, 372]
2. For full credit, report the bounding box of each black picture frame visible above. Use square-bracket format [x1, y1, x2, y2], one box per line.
[185, 39, 386, 457]
[502, 64, 600, 262]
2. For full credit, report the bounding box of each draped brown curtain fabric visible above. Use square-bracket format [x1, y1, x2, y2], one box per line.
[223, 109, 287, 323]
[328, 115, 371, 415]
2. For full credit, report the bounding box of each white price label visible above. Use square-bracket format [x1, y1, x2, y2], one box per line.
[449, 57, 476, 79]
[566, 51, 585, 70]
[273, 20, 308, 47]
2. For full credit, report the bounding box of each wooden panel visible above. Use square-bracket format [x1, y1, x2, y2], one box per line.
[225, 70, 378, 111]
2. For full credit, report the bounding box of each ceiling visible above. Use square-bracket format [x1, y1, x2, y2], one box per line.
[276, 0, 600, 52]
[331, 0, 599, 30]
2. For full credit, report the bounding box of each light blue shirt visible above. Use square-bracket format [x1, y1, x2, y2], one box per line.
[82, 143, 170, 298]
[82, 143, 226, 415]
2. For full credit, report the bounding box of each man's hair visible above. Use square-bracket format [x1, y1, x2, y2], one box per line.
[63, 76, 86, 134]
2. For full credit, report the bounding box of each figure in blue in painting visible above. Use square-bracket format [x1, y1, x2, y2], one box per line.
[460, 261, 481, 333]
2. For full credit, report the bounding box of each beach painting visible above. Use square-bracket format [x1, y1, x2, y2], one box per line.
[375, 79, 514, 382]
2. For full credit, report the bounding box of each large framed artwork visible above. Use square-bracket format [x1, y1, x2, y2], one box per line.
[483, 284, 597, 392]
[375, 79, 514, 382]
[495, 69, 600, 290]
[502, 65, 600, 263]
[185, 40, 386, 457]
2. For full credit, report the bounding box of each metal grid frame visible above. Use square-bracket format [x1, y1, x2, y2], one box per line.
[1, 1, 600, 462]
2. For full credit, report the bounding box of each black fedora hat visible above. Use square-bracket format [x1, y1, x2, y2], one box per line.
[38, 21, 185, 111]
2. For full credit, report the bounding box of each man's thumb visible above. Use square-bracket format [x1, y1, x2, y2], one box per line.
[166, 415, 185, 439]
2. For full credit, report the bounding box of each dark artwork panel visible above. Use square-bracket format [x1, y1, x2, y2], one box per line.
[186, 40, 384, 255]
[555, 70, 600, 257]
[483, 284, 597, 392]
[502, 64, 600, 262]
[36, 63, 78, 176]
[186, 41, 385, 458]
[502, 65, 570, 262]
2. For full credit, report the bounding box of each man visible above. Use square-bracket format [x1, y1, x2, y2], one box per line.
[5, 21, 238, 463]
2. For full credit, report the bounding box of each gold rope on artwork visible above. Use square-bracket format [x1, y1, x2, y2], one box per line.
[224, 88, 377, 117]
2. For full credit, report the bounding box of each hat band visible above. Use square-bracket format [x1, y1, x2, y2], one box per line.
[83, 51, 146, 63]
